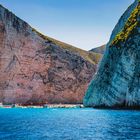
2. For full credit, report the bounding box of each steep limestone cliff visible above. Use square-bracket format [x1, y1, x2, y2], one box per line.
[84, 0, 140, 108]
[0, 5, 102, 105]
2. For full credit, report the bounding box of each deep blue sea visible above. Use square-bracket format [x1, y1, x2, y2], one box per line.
[0, 108, 140, 140]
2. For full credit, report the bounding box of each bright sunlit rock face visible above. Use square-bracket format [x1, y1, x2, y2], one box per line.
[84, 0, 140, 108]
[0, 5, 103, 105]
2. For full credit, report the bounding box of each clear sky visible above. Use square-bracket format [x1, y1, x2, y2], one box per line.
[0, 0, 133, 50]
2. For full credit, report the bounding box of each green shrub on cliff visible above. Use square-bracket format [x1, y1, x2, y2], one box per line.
[32, 28, 102, 65]
[111, 3, 140, 45]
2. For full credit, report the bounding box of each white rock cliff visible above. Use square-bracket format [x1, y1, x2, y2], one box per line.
[84, 0, 140, 108]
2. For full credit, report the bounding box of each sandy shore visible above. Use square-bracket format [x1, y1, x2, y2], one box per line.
[0, 104, 84, 109]
[44, 104, 84, 108]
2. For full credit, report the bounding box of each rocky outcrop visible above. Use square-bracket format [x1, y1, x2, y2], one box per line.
[90, 45, 106, 54]
[0, 5, 102, 105]
[84, 0, 140, 108]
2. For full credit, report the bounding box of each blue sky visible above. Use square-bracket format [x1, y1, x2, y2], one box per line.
[0, 0, 133, 50]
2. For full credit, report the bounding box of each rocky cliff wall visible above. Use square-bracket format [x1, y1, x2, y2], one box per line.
[84, 0, 140, 108]
[0, 5, 101, 105]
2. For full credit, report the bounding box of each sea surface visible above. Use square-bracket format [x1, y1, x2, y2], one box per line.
[0, 108, 140, 140]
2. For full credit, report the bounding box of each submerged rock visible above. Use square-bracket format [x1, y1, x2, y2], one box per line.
[84, 0, 140, 108]
[0, 5, 102, 105]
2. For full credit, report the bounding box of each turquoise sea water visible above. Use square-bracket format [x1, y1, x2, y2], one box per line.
[0, 108, 140, 140]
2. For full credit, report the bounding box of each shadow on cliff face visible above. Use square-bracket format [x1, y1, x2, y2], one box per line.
[84, 0, 140, 109]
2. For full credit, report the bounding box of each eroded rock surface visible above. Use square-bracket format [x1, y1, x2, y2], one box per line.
[84, 0, 140, 108]
[0, 5, 102, 105]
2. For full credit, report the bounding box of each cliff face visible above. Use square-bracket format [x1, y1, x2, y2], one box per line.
[84, 0, 140, 108]
[0, 5, 102, 105]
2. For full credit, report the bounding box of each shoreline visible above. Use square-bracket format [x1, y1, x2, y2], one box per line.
[1, 104, 140, 110]
[0, 104, 84, 109]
